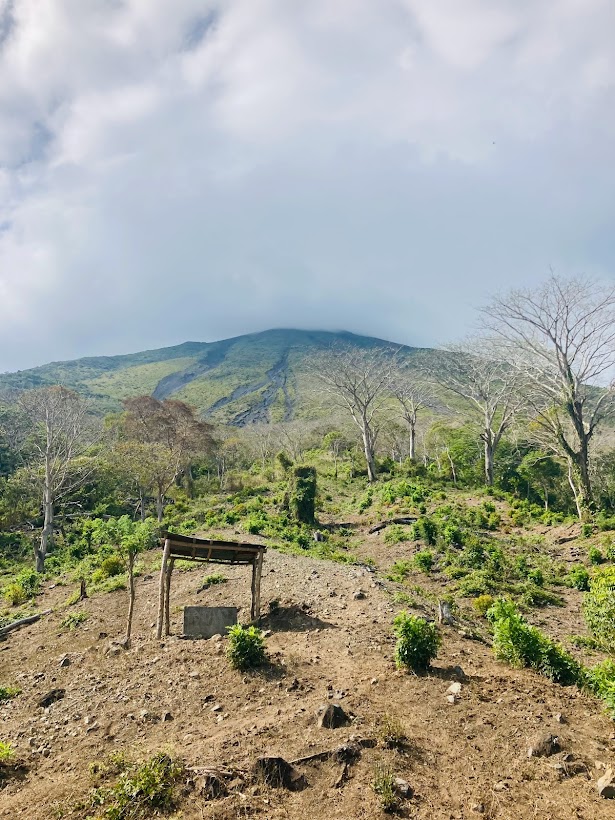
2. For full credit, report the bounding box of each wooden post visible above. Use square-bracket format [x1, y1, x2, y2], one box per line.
[251, 549, 263, 621]
[156, 538, 171, 639]
[164, 558, 174, 637]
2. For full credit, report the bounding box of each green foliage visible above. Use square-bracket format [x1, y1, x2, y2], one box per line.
[377, 714, 408, 750]
[588, 546, 604, 565]
[289, 466, 317, 524]
[583, 566, 615, 651]
[226, 624, 267, 670]
[386, 561, 413, 583]
[0, 685, 20, 703]
[89, 752, 185, 820]
[371, 765, 400, 813]
[412, 517, 437, 546]
[92, 554, 125, 582]
[383, 525, 410, 545]
[566, 565, 590, 591]
[358, 488, 373, 513]
[2, 582, 27, 606]
[488, 599, 581, 685]
[60, 611, 88, 630]
[0, 741, 14, 764]
[581, 523, 593, 538]
[472, 594, 495, 617]
[393, 611, 441, 673]
[413, 550, 434, 573]
[584, 659, 615, 718]
[198, 573, 227, 592]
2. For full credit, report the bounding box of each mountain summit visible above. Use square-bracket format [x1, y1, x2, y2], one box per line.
[0, 329, 420, 424]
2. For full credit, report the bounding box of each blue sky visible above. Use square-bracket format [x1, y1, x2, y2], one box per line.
[0, 0, 613, 370]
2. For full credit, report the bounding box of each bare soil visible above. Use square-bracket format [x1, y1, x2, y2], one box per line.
[1, 542, 615, 819]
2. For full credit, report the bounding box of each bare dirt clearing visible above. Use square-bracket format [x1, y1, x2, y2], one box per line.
[1, 547, 614, 819]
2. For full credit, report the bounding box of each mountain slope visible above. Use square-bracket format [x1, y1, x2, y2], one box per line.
[0, 329, 423, 424]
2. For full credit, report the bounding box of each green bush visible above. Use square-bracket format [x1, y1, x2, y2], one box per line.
[588, 546, 604, 565]
[566, 565, 590, 591]
[585, 659, 615, 718]
[15, 568, 41, 597]
[0, 741, 14, 764]
[371, 764, 399, 813]
[89, 752, 185, 820]
[384, 525, 410, 545]
[98, 554, 125, 578]
[393, 611, 441, 673]
[413, 550, 434, 573]
[412, 517, 438, 546]
[289, 466, 317, 524]
[583, 566, 615, 651]
[386, 560, 412, 583]
[226, 624, 267, 670]
[488, 599, 581, 685]
[60, 611, 88, 630]
[472, 594, 495, 617]
[0, 685, 20, 703]
[198, 573, 227, 591]
[2, 582, 27, 606]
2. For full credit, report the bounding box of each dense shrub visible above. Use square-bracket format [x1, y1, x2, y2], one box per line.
[413, 550, 434, 573]
[472, 594, 495, 617]
[566, 565, 590, 591]
[488, 599, 581, 685]
[585, 659, 615, 718]
[89, 752, 185, 820]
[226, 624, 267, 670]
[393, 611, 441, 673]
[412, 517, 437, 546]
[289, 466, 317, 524]
[588, 546, 604, 565]
[384, 525, 410, 545]
[583, 567, 615, 651]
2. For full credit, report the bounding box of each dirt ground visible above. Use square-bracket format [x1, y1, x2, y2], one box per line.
[1, 543, 615, 819]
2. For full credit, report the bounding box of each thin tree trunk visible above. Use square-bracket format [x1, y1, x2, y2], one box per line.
[37, 489, 54, 572]
[484, 439, 494, 486]
[362, 426, 377, 483]
[125, 549, 136, 646]
[156, 491, 164, 523]
[409, 425, 416, 462]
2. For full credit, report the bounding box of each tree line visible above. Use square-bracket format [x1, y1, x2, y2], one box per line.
[1, 273, 614, 573]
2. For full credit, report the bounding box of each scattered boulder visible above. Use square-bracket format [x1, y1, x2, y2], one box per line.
[38, 689, 65, 708]
[527, 733, 560, 758]
[597, 767, 615, 799]
[353, 590, 366, 600]
[58, 655, 70, 668]
[447, 682, 462, 696]
[319, 703, 350, 729]
[393, 777, 413, 798]
[253, 757, 306, 790]
[334, 742, 361, 763]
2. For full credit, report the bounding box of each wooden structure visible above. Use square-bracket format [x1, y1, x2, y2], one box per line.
[156, 531, 266, 639]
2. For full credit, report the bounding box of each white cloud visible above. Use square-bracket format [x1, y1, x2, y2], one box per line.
[0, 0, 613, 370]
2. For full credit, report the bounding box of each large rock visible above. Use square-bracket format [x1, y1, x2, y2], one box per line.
[319, 703, 350, 729]
[183, 606, 237, 639]
[38, 689, 65, 708]
[597, 767, 615, 799]
[253, 757, 306, 790]
[527, 733, 560, 758]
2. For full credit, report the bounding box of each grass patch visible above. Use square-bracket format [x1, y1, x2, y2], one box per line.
[0, 685, 20, 703]
[59, 611, 88, 630]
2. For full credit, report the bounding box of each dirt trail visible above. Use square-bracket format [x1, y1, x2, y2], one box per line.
[1, 549, 614, 819]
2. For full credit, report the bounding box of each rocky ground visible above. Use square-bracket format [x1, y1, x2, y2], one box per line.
[1, 545, 615, 819]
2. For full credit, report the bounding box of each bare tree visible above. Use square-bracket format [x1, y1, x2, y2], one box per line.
[19, 386, 95, 571]
[313, 346, 398, 482]
[482, 275, 615, 518]
[425, 341, 521, 485]
[391, 370, 433, 461]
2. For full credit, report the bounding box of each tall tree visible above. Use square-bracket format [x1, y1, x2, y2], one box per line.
[391, 371, 433, 462]
[313, 346, 397, 482]
[482, 275, 615, 518]
[19, 386, 94, 571]
[119, 397, 214, 521]
[425, 341, 520, 485]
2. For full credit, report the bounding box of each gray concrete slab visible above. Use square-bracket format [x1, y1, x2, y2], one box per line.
[183, 606, 238, 639]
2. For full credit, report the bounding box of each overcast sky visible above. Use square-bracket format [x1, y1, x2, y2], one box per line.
[0, 0, 614, 371]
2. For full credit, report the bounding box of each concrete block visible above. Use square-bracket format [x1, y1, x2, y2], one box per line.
[183, 606, 238, 639]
